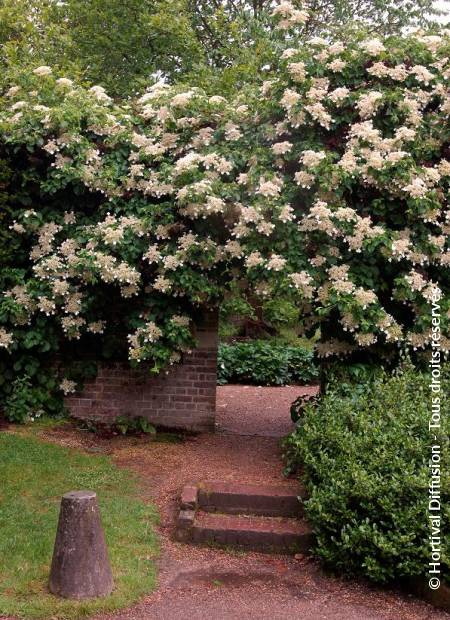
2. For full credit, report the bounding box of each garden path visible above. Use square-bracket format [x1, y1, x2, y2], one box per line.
[25, 386, 449, 620]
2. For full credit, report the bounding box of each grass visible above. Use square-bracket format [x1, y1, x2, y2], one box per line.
[0, 432, 159, 619]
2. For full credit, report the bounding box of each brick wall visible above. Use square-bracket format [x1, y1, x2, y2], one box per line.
[65, 311, 218, 432]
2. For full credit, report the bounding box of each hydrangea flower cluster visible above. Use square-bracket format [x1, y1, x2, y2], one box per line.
[0, 3, 449, 417]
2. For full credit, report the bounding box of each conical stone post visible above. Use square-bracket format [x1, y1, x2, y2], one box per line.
[49, 490, 114, 599]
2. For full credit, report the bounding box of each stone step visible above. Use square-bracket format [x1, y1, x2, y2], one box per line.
[176, 481, 312, 554]
[195, 481, 304, 517]
[190, 511, 313, 554]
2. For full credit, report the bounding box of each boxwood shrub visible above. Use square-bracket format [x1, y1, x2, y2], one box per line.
[217, 340, 318, 386]
[283, 363, 450, 584]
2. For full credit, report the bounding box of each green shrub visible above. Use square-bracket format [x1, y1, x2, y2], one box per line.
[217, 340, 318, 386]
[323, 360, 389, 397]
[80, 415, 156, 437]
[283, 364, 450, 584]
[4, 371, 63, 423]
[262, 299, 299, 326]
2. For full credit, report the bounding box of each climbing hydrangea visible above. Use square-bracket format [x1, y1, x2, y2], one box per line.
[0, 1, 449, 419]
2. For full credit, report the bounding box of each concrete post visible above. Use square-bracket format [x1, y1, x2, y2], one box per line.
[49, 490, 114, 599]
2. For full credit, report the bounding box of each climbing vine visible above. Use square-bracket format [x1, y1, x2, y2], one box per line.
[0, 3, 449, 420]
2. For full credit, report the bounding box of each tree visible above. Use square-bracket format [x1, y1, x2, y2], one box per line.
[0, 0, 203, 97]
[184, 0, 448, 93]
[188, 0, 445, 49]
[44, 0, 203, 96]
[1, 0, 447, 98]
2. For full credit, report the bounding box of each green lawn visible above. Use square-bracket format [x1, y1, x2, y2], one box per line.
[0, 432, 159, 619]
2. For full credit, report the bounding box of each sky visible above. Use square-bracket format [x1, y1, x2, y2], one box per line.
[434, 0, 450, 22]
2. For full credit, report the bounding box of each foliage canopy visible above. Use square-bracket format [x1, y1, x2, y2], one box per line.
[0, 0, 447, 96]
[0, 4, 449, 419]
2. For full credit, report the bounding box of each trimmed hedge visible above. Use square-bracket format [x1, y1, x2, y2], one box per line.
[217, 340, 318, 386]
[283, 363, 450, 584]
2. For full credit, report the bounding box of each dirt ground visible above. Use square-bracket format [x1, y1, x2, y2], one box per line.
[11, 386, 450, 620]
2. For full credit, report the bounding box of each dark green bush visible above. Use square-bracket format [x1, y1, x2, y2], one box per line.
[283, 364, 450, 584]
[4, 372, 63, 423]
[262, 299, 299, 326]
[323, 361, 387, 395]
[217, 340, 318, 386]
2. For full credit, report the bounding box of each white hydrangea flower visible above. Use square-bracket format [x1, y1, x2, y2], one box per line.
[56, 78, 73, 87]
[300, 150, 326, 168]
[359, 39, 385, 55]
[33, 66, 52, 76]
[272, 141, 293, 155]
[0, 329, 14, 350]
[402, 177, 428, 198]
[60, 379, 77, 395]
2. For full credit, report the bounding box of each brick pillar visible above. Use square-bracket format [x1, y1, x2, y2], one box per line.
[65, 310, 218, 432]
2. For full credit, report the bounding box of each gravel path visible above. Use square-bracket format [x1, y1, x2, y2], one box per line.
[11, 385, 448, 620]
[216, 385, 317, 437]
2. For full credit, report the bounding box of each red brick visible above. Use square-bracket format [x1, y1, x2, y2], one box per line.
[180, 485, 198, 510]
[65, 311, 218, 432]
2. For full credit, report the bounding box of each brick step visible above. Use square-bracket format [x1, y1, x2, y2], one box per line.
[190, 511, 313, 554]
[195, 481, 304, 517]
